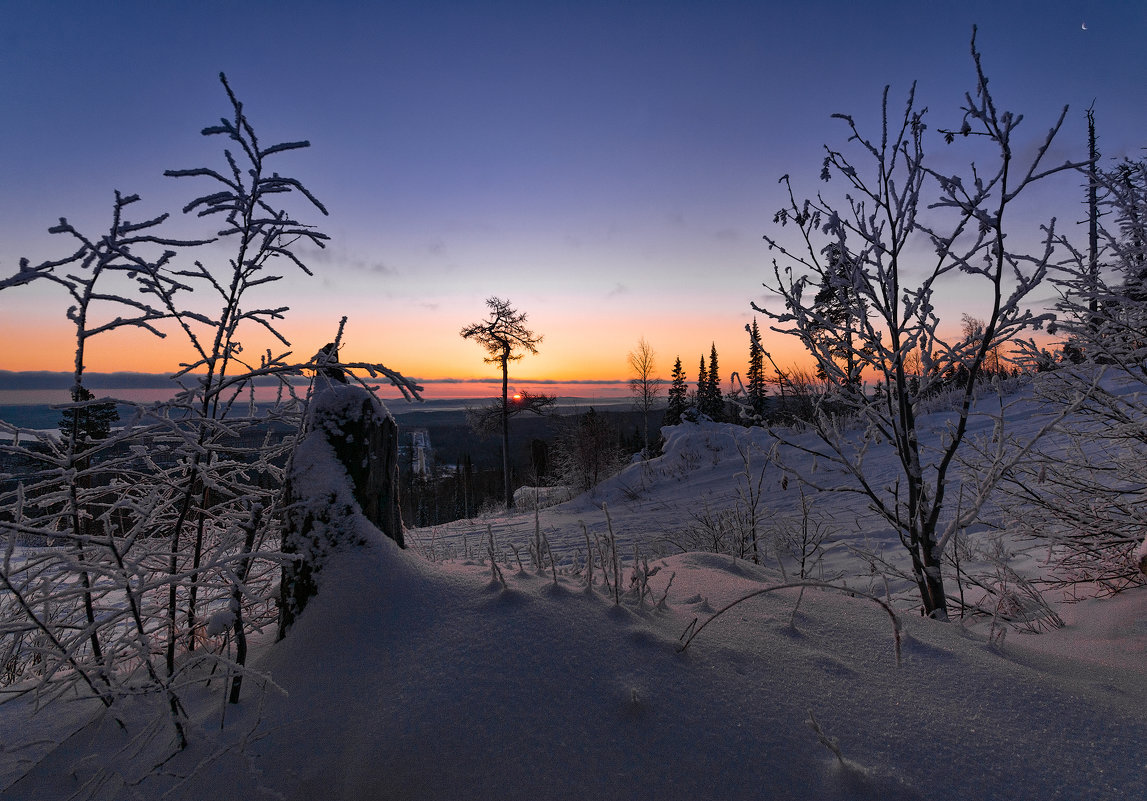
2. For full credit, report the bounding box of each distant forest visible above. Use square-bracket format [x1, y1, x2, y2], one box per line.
[399, 405, 659, 527]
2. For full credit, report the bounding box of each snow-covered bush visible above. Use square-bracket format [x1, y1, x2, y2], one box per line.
[998, 153, 1147, 597]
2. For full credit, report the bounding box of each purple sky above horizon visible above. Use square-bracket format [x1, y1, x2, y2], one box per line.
[2, 1, 1145, 389]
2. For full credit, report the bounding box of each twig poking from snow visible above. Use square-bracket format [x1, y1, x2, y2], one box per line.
[509, 543, 524, 572]
[806, 709, 846, 764]
[533, 503, 544, 573]
[604, 503, 621, 605]
[487, 525, 506, 588]
[580, 521, 594, 588]
[543, 527, 558, 584]
[656, 571, 676, 610]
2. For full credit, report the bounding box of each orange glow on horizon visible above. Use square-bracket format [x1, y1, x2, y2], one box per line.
[10, 298, 1056, 394]
[0, 305, 819, 393]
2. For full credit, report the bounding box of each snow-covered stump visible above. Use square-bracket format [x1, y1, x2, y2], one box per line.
[278, 383, 402, 639]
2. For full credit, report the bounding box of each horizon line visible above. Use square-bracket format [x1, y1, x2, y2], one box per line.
[0, 370, 635, 390]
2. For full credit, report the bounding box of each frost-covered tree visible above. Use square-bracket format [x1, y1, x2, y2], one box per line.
[808, 244, 868, 388]
[695, 354, 707, 413]
[755, 30, 1082, 620]
[693, 344, 724, 422]
[0, 73, 418, 748]
[960, 313, 1005, 376]
[461, 297, 546, 508]
[0, 189, 215, 741]
[628, 336, 663, 455]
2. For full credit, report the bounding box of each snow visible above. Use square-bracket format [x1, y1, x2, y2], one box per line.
[3, 385, 1147, 799]
[511, 484, 575, 510]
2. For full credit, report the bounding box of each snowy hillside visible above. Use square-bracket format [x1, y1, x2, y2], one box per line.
[2, 383, 1146, 800]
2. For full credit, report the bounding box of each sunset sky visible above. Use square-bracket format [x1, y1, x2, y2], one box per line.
[2, 1, 1145, 399]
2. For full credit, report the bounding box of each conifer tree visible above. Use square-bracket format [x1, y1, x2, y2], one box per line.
[696, 355, 707, 413]
[58, 386, 119, 447]
[665, 356, 688, 425]
[746, 319, 767, 418]
[460, 296, 550, 509]
[809, 244, 867, 389]
[702, 343, 723, 421]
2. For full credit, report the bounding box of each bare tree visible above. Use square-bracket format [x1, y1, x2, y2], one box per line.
[628, 336, 663, 455]
[552, 407, 623, 493]
[755, 30, 1083, 620]
[960, 313, 1005, 376]
[0, 73, 419, 751]
[461, 297, 547, 508]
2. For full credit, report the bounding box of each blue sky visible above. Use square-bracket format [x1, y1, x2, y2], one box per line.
[1, 1, 1144, 385]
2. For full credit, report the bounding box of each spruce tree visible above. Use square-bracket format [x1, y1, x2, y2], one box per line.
[703, 343, 723, 421]
[809, 244, 867, 389]
[59, 386, 118, 447]
[665, 356, 688, 425]
[696, 355, 707, 412]
[746, 319, 767, 419]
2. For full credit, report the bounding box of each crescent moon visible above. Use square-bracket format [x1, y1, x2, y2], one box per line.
[1081, 21, 1087, 30]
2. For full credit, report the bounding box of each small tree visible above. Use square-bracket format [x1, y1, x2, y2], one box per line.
[553, 407, 622, 492]
[628, 336, 663, 455]
[960, 313, 1005, 376]
[707, 344, 722, 419]
[58, 386, 119, 448]
[809, 244, 868, 389]
[665, 357, 689, 425]
[746, 319, 768, 420]
[461, 297, 546, 508]
[755, 30, 1082, 620]
[696, 343, 724, 421]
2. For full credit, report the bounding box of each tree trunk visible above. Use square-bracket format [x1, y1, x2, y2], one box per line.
[1088, 106, 1099, 323]
[912, 536, 950, 621]
[501, 355, 513, 509]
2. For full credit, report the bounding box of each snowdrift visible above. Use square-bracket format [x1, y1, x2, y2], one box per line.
[4, 405, 1147, 800]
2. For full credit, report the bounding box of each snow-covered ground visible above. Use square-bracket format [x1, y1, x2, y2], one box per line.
[2, 381, 1145, 800]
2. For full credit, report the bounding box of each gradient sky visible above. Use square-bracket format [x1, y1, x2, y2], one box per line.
[2, 1, 1145, 397]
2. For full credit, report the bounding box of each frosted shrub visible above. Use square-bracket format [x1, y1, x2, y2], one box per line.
[0, 74, 418, 752]
[994, 153, 1147, 598]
